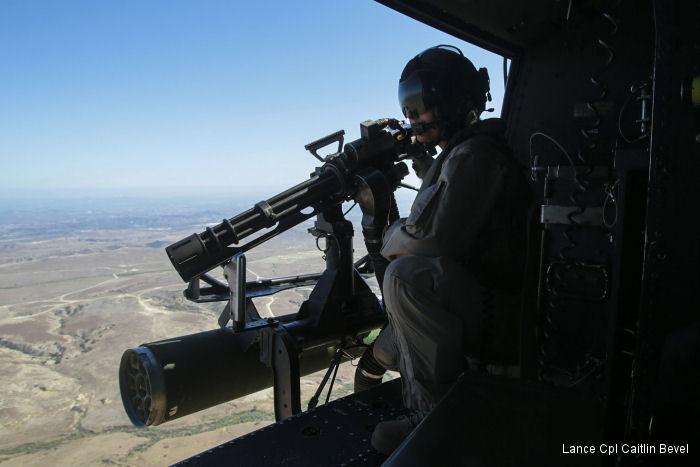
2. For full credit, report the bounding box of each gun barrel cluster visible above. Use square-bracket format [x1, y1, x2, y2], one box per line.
[166, 173, 339, 282]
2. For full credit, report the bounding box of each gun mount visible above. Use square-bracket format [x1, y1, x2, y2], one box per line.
[120, 118, 422, 426]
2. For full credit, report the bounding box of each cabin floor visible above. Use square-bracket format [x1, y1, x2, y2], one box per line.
[174, 378, 407, 466]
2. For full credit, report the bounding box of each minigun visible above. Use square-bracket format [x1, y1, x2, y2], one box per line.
[165, 118, 418, 285]
[119, 118, 426, 427]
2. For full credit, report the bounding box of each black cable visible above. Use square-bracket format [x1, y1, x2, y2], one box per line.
[307, 349, 343, 410]
[325, 359, 342, 405]
[308, 346, 365, 409]
[343, 202, 357, 216]
[538, 6, 619, 385]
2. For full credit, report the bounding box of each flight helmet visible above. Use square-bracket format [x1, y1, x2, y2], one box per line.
[399, 45, 491, 135]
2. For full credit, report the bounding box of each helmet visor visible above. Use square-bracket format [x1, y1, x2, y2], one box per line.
[399, 72, 434, 119]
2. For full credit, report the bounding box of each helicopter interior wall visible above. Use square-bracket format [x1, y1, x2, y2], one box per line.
[627, 0, 700, 446]
[376, 0, 694, 446]
[503, 0, 655, 394]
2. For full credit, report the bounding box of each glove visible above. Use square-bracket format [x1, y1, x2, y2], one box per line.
[410, 153, 434, 179]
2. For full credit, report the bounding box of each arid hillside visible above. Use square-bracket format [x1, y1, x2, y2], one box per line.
[0, 199, 394, 465]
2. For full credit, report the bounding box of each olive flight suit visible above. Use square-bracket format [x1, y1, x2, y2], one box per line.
[374, 119, 530, 414]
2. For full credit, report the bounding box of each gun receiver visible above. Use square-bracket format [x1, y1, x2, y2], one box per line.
[165, 118, 413, 283]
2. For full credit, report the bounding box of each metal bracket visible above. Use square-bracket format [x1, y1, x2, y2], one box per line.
[540, 205, 604, 226]
[304, 130, 345, 162]
[222, 254, 247, 329]
[259, 326, 301, 421]
[550, 165, 609, 181]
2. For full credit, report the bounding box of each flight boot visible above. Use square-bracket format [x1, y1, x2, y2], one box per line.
[370, 411, 423, 455]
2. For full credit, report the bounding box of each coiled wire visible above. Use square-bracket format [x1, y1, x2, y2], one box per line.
[538, 6, 619, 385]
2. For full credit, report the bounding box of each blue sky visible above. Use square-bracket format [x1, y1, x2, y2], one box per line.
[0, 0, 505, 199]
